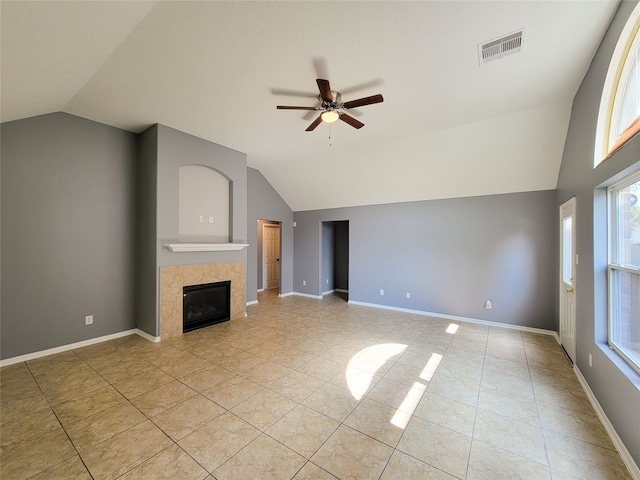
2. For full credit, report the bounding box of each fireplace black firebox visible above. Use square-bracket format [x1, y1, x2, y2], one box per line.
[183, 281, 231, 333]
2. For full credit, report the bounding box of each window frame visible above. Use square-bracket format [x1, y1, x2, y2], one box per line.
[607, 169, 640, 376]
[594, 4, 640, 166]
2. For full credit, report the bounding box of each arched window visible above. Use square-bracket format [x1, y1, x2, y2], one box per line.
[595, 3, 640, 166]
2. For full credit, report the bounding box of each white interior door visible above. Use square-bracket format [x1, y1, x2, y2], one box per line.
[263, 224, 280, 290]
[560, 198, 577, 363]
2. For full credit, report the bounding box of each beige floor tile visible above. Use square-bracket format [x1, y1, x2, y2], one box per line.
[179, 363, 236, 392]
[427, 372, 480, 406]
[311, 425, 393, 480]
[203, 375, 263, 409]
[0, 378, 43, 402]
[231, 388, 297, 430]
[292, 462, 338, 479]
[178, 412, 260, 473]
[271, 349, 316, 369]
[28, 455, 92, 480]
[80, 420, 172, 480]
[436, 357, 483, 384]
[53, 385, 125, 426]
[0, 363, 33, 384]
[152, 394, 225, 441]
[118, 444, 209, 480]
[0, 427, 76, 480]
[130, 379, 197, 417]
[481, 368, 535, 399]
[532, 381, 595, 415]
[344, 397, 405, 447]
[441, 346, 485, 368]
[478, 385, 540, 426]
[266, 405, 340, 458]
[214, 434, 306, 480]
[296, 356, 343, 381]
[397, 416, 471, 479]
[268, 370, 324, 402]
[246, 340, 289, 359]
[39, 372, 109, 405]
[467, 440, 551, 480]
[112, 366, 174, 399]
[365, 376, 417, 409]
[543, 430, 632, 480]
[303, 383, 360, 422]
[64, 401, 146, 452]
[241, 360, 292, 386]
[217, 351, 266, 373]
[538, 403, 614, 449]
[1, 405, 63, 451]
[473, 409, 547, 465]
[414, 391, 477, 436]
[0, 387, 49, 417]
[380, 450, 457, 479]
[96, 357, 159, 384]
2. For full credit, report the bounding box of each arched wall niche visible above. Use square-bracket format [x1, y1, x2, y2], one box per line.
[178, 164, 232, 242]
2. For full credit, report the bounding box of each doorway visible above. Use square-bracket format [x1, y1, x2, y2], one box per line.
[559, 198, 577, 363]
[259, 220, 281, 292]
[321, 221, 349, 300]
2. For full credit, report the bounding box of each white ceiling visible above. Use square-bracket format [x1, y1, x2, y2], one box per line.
[1, 1, 619, 211]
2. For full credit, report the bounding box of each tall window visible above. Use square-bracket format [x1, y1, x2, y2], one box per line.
[595, 4, 640, 166]
[608, 170, 640, 374]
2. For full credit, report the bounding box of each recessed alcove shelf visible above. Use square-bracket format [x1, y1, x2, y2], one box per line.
[164, 243, 249, 252]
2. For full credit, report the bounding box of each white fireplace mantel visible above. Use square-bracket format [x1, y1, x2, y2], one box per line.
[164, 243, 249, 253]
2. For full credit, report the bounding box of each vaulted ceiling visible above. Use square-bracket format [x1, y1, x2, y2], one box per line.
[1, 1, 619, 211]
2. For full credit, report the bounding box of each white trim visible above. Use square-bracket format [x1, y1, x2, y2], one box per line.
[135, 328, 161, 343]
[347, 300, 557, 337]
[257, 288, 265, 293]
[574, 366, 640, 480]
[278, 291, 294, 298]
[290, 292, 324, 300]
[164, 243, 249, 252]
[0, 329, 160, 367]
[246, 300, 259, 306]
[335, 288, 349, 294]
[322, 289, 335, 296]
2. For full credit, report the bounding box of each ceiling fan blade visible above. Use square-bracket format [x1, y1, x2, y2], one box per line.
[343, 94, 384, 109]
[316, 79, 333, 102]
[339, 113, 364, 129]
[306, 115, 323, 131]
[277, 106, 318, 110]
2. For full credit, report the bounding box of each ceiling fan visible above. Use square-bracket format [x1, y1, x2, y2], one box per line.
[277, 79, 384, 131]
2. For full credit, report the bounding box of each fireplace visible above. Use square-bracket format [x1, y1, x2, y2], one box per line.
[183, 280, 231, 333]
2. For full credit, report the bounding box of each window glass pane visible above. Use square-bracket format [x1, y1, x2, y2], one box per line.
[615, 41, 639, 138]
[562, 216, 573, 284]
[616, 179, 640, 268]
[610, 268, 640, 370]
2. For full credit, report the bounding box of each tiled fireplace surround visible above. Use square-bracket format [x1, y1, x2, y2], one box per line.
[159, 262, 246, 339]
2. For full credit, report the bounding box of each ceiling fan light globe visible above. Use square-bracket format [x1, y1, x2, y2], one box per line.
[321, 110, 339, 124]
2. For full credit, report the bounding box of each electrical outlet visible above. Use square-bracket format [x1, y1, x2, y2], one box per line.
[85, 315, 93, 325]
[485, 300, 492, 309]
[199, 215, 204, 223]
[589, 353, 593, 367]
[406, 292, 411, 299]
[208, 216, 214, 223]
[303, 280, 306, 286]
[380, 289, 384, 296]
[326, 279, 329, 284]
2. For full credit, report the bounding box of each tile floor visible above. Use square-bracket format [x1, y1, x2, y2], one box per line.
[0, 290, 632, 479]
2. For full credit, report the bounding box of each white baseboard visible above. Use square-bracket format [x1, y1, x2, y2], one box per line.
[335, 289, 349, 293]
[290, 292, 323, 300]
[347, 300, 557, 337]
[257, 288, 265, 292]
[322, 289, 335, 295]
[0, 329, 154, 367]
[278, 291, 294, 298]
[246, 300, 259, 306]
[574, 366, 640, 480]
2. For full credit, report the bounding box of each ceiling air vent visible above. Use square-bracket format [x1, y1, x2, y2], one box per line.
[478, 29, 524, 65]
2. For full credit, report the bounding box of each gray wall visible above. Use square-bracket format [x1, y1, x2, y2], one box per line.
[1, 113, 138, 359]
[294, 190, 556, 330]
[556, 0, 640, 465]
[247, 168, 293, 302]
[135, 126, 158, 336]
[322, 222, 335, 293]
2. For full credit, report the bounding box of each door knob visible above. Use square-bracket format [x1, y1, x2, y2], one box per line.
[566, 288, 574, 293]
